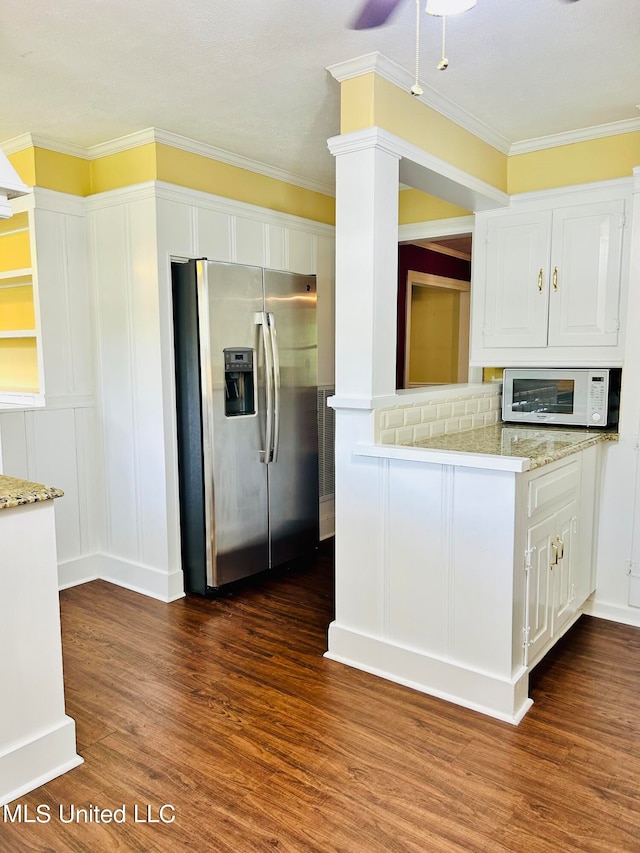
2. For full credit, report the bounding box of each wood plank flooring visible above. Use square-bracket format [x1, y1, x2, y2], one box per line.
[2, 540, 640, 852]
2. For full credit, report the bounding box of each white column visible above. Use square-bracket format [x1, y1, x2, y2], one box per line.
[330, 130, 401, 401]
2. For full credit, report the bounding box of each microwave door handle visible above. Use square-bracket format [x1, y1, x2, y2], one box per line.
[256, 312, 274, 463]
[267, 312, 281, 463]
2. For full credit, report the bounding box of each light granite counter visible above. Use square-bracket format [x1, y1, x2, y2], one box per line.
[0, 475, 64, 510]
[354, 423, 617, 472]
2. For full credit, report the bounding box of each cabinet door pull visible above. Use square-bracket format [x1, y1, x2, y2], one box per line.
[550, 541, 558, 569]
[537, 268, 543, 293]
[553, 266, 558, 292]
[556, 536, 565, 560]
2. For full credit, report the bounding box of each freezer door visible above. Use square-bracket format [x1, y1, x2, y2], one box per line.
[264, 269, 319, 568]
[198, 260, 269, 587]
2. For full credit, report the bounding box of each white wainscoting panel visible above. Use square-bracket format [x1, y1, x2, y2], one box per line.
[33, 204, 93, 399]
[234, 216, 266, 266]
[87, 182, 335, 601]
[0, 403, 103, 588]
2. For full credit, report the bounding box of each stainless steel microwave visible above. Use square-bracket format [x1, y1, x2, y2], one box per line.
[501, 368, 621, 428]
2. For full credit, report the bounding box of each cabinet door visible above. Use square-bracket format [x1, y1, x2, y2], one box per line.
[524, 513, 556, 665]
[551, 499, 579, 634]
[548, 201, 625, 347]
[483, 211, 551, 348]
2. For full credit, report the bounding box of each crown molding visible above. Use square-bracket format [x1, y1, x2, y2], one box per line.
[327, 52, 640, 159]
[0, 132, 89, 159]
[326, 52, 512, 155]
[509, 175, 632, 205]
[2, 129, 335, 199]
[509, 116, 640, 155]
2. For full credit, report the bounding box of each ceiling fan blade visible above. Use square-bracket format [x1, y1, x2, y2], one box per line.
[351, 0, 406, 29]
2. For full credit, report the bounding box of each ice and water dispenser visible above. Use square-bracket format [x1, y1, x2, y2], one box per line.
[223, 347, 255, 417]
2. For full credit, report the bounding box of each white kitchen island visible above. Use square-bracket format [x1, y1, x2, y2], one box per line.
[326, 421, 613, 724]
[0, 475, 83, 806]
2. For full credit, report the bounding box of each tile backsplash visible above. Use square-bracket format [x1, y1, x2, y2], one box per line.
[375, 386, 502, 445]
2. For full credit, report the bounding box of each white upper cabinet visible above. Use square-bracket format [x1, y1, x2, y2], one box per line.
[471, 185, 629, 367]
[548, 201, 624, 348]
[483, 210, 552, 348]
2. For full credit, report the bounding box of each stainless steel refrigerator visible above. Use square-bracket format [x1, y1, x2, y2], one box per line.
[171, 259, 319, 594]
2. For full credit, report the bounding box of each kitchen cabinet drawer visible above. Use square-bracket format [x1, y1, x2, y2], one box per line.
[527, 459, 580, 518]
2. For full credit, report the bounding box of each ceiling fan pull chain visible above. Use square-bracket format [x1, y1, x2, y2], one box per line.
[410, 0, 424, 95]
[437, 16, 449, 70]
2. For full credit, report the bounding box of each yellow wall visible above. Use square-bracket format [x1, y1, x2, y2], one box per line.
[409, 287, 460, 384]
[90, 144, 157, 194]
[34, 148, 91, 196]
[399, 189, 470, 224]
[508, 132, 640, 194]
[340, 72, 640, 196]
[6, 141, 335, 224]
[156, 144, 335, 224]
[0, 229, 31, 272]
[7, 149, 36, 187]
[0, 211, 29, 235]
[482, 367, 504, 383]
[341, 73, 508, 192]
[0, 338, 39, 392]
[0, 285, 35, 331]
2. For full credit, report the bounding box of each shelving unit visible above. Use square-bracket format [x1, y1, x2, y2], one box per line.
[0, 208, 41, 402]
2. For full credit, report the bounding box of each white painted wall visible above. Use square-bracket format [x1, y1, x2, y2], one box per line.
[86, 181, 335, 599]
[587, 168, 640, 626]
[1, 190, 103, 588]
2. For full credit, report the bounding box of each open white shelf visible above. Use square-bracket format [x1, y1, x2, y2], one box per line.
[0, 329, 37, 339]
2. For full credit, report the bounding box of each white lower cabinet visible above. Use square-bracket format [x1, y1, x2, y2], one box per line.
[335, 436, 605, 723]
[520, 450, 597, 669]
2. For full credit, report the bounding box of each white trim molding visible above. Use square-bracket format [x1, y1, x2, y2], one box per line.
[328, 127, 509, 212]
[86, 180, 335, 236]
[326, 52, 512, 155]
[1, 129, 335, 199]
[399, 215, 475, 243]
[510, 117, 640, 155]
[326, 52, 640, 159]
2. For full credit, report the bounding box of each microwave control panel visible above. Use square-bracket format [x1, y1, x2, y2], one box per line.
[587, 371, 609, 423]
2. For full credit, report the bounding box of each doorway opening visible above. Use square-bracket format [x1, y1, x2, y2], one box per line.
[396, 234, 472, 389]
[404, 272, 470, 387]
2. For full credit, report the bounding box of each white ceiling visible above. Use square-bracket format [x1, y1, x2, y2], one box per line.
[1, 0, 638, 193]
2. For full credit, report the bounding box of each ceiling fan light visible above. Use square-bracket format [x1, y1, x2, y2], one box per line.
[426, 0, 477, 16]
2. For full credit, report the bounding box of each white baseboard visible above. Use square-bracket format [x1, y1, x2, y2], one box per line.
[325, 622, 532, 725]
[57, 553, 185, 602]
[582, 599, 640, 628]
[0, 716, 83, 807]
[97, 554, 185, 602]
[57, 555, 101, 590]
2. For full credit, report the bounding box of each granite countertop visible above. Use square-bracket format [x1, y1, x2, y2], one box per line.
[0, 475, 64, 510]
[409, 423, 617, 470]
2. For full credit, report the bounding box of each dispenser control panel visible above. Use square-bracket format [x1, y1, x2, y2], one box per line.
[224, 348, 253, 372]
[223, 348, 255, 417]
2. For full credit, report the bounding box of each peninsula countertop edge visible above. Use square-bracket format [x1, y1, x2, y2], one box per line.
[0, 474, 64, 510]
[353, 423, 618, 473]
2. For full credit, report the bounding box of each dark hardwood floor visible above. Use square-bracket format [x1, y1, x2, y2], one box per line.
[2, 540, 640, 852]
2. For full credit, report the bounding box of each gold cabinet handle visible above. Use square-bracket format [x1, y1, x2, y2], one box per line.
[553, 266, 558, 292]
[556, 536, 565, 560]
[550, 541, 558, 569]
[538, 268, 543, 293]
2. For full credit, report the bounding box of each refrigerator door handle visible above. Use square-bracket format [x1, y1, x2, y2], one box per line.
[256, 311, 274, 463]
[267, 312, 281, 463]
